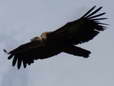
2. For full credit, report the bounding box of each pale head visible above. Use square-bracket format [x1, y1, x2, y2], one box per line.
[41, 32, 51, 40]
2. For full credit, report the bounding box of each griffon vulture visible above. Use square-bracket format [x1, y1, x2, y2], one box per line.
[4, 6, 107, 69]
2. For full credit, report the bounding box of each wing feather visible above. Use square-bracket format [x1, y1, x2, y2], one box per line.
[85, 6, 103, 18]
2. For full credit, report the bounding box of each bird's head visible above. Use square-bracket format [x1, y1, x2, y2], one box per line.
[40, 32, 51, 40]
[31, 32, 51, 42]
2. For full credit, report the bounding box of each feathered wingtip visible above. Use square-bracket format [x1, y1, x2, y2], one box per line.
[3, 49, 9, 54]
[3, 49, 13, 60]
[82, 5, 106, 19]
[81, 5, 107, 31]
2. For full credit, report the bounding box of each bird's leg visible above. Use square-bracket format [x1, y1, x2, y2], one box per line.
[63, 45, 91, 58]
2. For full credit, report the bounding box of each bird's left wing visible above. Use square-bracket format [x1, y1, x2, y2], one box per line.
[4, 40, 45, 69]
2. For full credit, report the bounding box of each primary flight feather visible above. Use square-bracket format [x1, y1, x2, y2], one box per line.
[4, 6, 107, 69]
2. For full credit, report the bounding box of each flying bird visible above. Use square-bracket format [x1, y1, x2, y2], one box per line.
[4, 6, 107, 69]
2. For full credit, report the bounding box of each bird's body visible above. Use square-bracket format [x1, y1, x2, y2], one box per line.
[4, 6, 107, 69]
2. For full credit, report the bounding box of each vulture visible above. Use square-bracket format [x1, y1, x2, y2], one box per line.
[4, 6, 107, 69]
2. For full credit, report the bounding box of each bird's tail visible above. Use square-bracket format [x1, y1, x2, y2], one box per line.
[63, 45, 91, 58]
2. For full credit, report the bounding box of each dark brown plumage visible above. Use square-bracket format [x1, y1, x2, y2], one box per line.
[4, 6, 107, 69]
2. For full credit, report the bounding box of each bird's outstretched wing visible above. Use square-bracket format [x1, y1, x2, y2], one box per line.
[4, 40, 45, 69]
[52, 6, 107, 44]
